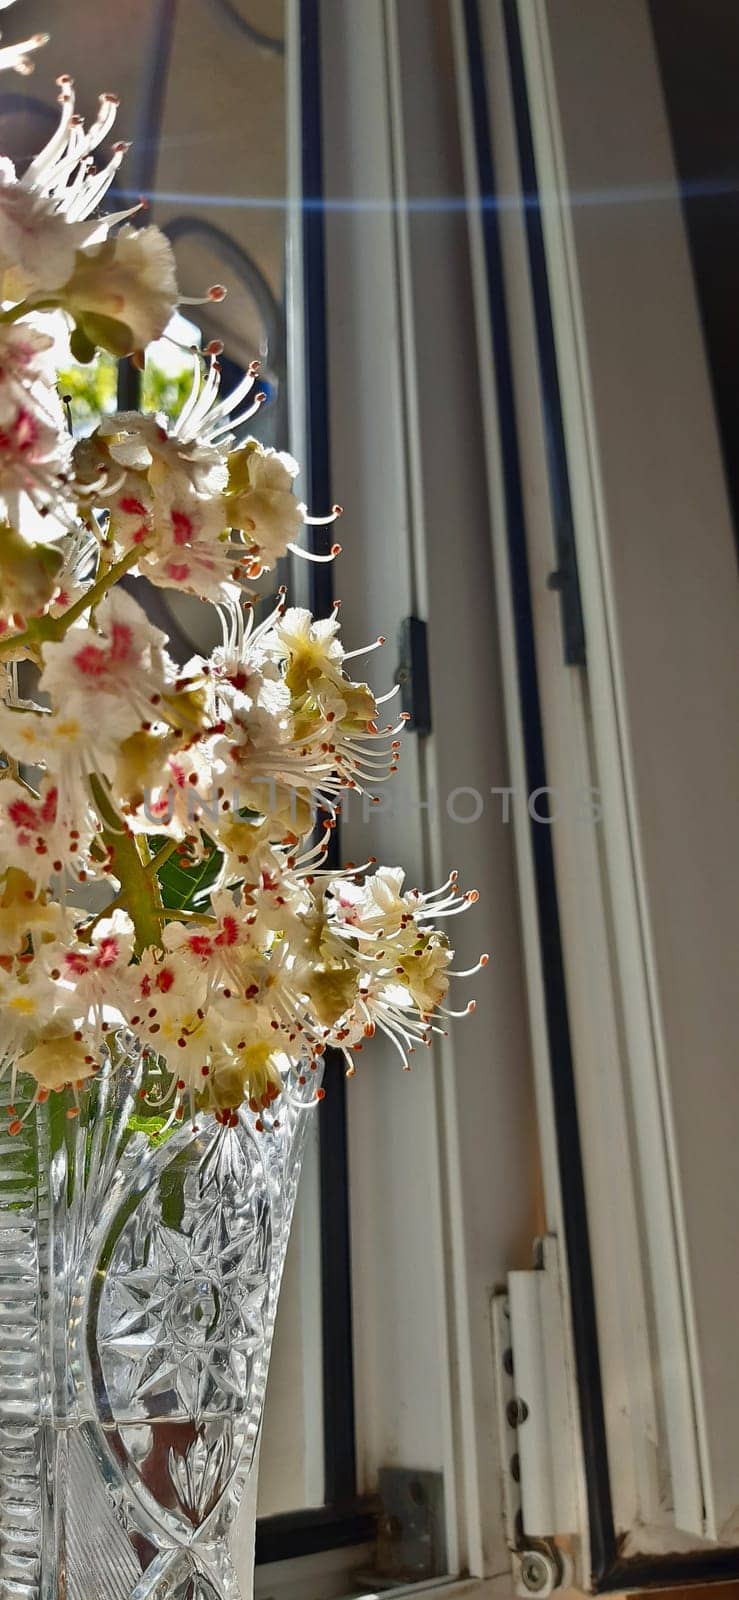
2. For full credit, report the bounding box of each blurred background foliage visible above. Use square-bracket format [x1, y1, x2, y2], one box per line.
[58, 355, 194, 434]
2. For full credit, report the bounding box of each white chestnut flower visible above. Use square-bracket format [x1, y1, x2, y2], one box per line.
[0, 699, 134, 825]
[39, 588, 175, 730]
[226, 440, 304, 573]
[0, 777, 95, 891]
[0, 78, 131, 301]
[60, 225, 179, 358]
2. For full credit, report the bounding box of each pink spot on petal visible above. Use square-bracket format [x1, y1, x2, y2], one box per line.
[40, 787, 58, 825]
[171, 510, 193, 547]
[73, 644, 108, 678]
[64, 951, 90, 976]
[7, 798, 39, 831]
[109, 622, 133, 663]
[94, 937, 119, 968]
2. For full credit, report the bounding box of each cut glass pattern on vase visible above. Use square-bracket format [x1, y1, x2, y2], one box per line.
[0, 1050, 318, 1599]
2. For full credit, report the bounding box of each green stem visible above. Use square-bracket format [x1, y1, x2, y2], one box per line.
[89, 775, 164, 955]
[0, 297, 59, 326]
[160, 908, 217, 924]
[0, 546, 140, 662]
[146, 839, 179, 876]
[49, 546, 140, 633]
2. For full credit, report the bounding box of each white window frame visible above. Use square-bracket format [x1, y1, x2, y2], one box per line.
[270, 0, 739, 1592]
[452, 0, 739, 1578]
[266, 2, 543, 1596]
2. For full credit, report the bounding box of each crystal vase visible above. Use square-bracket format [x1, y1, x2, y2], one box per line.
[0, 1054, 317, 1599]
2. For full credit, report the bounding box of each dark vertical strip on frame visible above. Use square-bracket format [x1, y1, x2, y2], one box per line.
[501, 1, 585, 669]
[299, 0, 359, 1512]
[460, 0, 616, 1584]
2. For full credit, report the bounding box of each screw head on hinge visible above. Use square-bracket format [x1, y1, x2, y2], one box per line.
[506, 1396, 529, 1428]
[520, 1551, 554, 1593]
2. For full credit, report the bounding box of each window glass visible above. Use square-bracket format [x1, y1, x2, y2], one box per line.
[2, 0, 324, 1522]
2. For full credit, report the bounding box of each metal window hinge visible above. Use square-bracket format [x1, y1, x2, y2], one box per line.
[492, 1236, 578, 1597]
[394, 615, 432, 736]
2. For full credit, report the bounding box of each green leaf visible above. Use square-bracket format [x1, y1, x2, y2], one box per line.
[69, 326, 97, 365]
[157, 835, 223, 913]
[78, 311, 135, 359]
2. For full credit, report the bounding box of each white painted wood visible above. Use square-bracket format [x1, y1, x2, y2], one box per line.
[507, 1240, 578, 1538]
[465, 0, 683, 1546]
[382, 0, 543, 1577]
[449, 0, 595, 1576]
[511, 0, 739, 1550]
[319, 0, 542, 1582]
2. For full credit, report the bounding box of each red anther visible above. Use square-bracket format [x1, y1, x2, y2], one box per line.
[316, 1087, 326, 1101]
[331, 543, 342, 556]
[208, 284, 227, 301]
[8, 1120, 22, 1137]
[206, 339, 224, 356]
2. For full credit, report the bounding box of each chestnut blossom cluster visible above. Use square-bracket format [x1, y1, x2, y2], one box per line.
[0, 43, 483, 1138]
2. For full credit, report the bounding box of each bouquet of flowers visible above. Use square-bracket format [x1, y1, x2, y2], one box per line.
[0, 27, 483, 1147]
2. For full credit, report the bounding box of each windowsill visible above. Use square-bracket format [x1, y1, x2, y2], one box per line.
[353, 1579, 513, 1600]
[254, 1555, 508, 1600]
